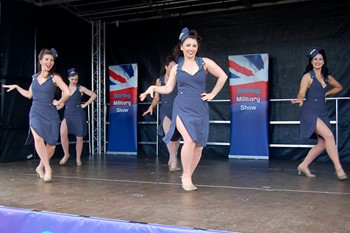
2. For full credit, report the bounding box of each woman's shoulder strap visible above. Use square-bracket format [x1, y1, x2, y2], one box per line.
[325, 75, 330, 83]
[177, 56, 184, 70]
[32, 72, 40, 79]
[309, 69, 316, 79]
[159, 75, 165, 85]
[195, 56, 205, 69]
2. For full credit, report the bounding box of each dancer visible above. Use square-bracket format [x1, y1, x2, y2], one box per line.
[291, 47, 347, 180]
[142, 55, 180, 171]
[58, 68, 97, 166]
[2, 48, 70, 182]
[140, 27, 228, 191]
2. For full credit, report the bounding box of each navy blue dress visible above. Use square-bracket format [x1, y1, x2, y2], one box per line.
[29, 73, 60, 146]
[299, 70, 331, 139]
[163, 56, 209, 147]
[63, 85, 87, 137]
[157, 75, 178, 136]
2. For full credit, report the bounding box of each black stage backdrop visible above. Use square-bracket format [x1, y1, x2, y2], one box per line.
[1, 0, 350, 162]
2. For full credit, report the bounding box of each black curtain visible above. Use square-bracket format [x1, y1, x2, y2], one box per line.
[0, 0, 91, 162]
[0, 0, 36, 162]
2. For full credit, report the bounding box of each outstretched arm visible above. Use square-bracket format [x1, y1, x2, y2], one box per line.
[142, 78, 161, 116]
[140, 66, 177, 102]
[139, 85, 155, 101]
[2, 84, 33, 99]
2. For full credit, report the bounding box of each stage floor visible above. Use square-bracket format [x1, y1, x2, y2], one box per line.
[0, 155, 349, 233]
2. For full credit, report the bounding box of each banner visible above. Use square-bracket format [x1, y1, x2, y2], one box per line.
[228, 54, 269, 159]
[108, 64, 138, 154]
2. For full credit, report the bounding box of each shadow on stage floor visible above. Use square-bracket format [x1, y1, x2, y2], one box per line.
[0, 155, 349, 233]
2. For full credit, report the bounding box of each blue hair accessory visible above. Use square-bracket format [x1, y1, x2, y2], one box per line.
[179, 27, 189, 43]
[50, 48, 58, 59]
[67, 68, 77, 77]
[307, 47, 319, 59]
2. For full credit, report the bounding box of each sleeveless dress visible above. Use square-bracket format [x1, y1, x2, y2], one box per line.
[163, 56, 209, 147]
[299, 70, 331, 139]
[29, 73, 60, 146]
[157, 75, 178, 136]
[63, 85, 87, 137]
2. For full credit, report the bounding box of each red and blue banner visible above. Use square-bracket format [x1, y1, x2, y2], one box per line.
[108, 64, 138, 155]
[228, 54, 269, 159]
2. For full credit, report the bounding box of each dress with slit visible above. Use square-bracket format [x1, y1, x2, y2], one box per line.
[298, 70, 331, 139]
[157, 75, 177, 136]
[29, 73, 60, 146]
[163, 56, 209, 147]
[63, 85, 87, 137]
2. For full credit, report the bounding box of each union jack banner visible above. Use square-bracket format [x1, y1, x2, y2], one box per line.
[108, 64, 138, 154]
[228, 54, 269, 159]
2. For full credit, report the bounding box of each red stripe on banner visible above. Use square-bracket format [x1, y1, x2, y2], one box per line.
[229, 81, 268, 104]
[228, 60, 254, 76]
[109, 70, 127, 83]
[110, 87, 138, 105]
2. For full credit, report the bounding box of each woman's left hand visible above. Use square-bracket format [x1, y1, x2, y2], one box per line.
[53, 99, 60, 106]
[139, 86, 154, 101]
[201, 92, 215, 101]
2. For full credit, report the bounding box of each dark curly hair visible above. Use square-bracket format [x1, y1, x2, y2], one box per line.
[37, 48, 57, 76]
[303, 49, 329, 79]
[172, 29, 202, 60]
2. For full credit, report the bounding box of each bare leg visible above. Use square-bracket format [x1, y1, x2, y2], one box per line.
[47, 144, 56, 160]
[31, 127, 52, 181]
[190, 146, 203, 176]
[298, 135, 325, 173]
[76, 136, 83, 166]
[59, 119, 70, 165]
[176, 116, 200, 191]
[37, 144, 56, 177]
[314, 118, 347, 179]
[167, 141, 180, 170]
[163, 116, 180, 171]
[298, 118, 347, 179]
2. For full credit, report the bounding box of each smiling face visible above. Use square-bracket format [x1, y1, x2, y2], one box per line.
[311, 53, 324, 69]
[181, 38, 198, 58]
[39, 54, 55, 72]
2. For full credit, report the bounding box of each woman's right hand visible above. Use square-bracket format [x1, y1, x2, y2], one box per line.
[2, 84, 17, 92]
[290, 99, 303, 107]
[142, 107, 153, 116]
[139, 86, 154, 101]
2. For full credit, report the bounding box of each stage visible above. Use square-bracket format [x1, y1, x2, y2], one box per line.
[0, 155, 349, 233]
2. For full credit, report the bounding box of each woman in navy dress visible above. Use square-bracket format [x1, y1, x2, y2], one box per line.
[140, 28, 228, 191]
[291, 48, 347, 180]
[2, 48, 70, 182]
[58, 68, 96, 166]
[143, 56, 180, 171]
